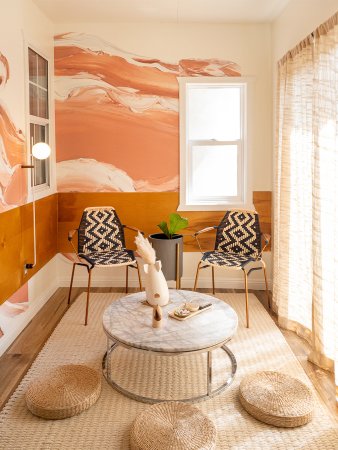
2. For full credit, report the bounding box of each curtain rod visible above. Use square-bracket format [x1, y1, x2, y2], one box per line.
[278, 10, 338, 67]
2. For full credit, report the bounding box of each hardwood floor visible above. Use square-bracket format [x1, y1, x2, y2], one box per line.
[0, 287, 336, 422]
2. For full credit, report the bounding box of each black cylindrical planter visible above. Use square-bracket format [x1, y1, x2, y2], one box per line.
[148, 233, 183, 282]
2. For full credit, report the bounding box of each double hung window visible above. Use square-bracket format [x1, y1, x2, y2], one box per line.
[179, 78, 251, 211]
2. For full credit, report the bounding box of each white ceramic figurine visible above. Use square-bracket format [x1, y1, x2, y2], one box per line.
[135, 232, 169, 307]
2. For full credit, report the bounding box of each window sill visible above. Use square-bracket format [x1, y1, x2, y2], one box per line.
[28, 185, 55, 202]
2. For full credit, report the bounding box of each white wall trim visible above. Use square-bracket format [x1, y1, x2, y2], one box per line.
[59, 274, 271, 290]
[58, 252, 272, 291]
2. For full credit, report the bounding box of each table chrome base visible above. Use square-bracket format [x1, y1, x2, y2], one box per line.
[102, 343, 237, 404]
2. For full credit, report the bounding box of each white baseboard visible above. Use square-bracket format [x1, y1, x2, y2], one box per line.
[57, 252, 272, 291]
[58, 274, 271, 290]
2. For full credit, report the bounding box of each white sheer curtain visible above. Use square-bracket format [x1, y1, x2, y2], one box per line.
[273, 12, 338, 400]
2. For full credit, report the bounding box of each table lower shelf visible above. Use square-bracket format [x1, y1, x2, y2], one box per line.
[102, 341, 237, 404]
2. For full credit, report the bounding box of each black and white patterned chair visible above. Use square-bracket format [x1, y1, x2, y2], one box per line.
[193, 210, 270, 328]
[67, 207, 143, 325]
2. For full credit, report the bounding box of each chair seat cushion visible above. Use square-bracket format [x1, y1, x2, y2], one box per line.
[79, 249, 135, 267]
[130, 401, 217, 450]
[26, 364, 101, 420]
[239, 371, 314, 427]
[201, 251, 256, 269]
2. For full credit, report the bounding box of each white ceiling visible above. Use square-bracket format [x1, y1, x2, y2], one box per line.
[32, 0, 291, 24]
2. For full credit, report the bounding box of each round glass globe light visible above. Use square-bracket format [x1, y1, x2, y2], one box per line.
[32, 142, 51, 160]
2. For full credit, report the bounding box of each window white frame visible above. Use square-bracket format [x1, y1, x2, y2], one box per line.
[178, 77, 253, 211]
[24, 41, 55, 202]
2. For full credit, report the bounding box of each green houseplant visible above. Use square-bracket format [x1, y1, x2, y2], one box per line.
[149, 213, 189, 284]
[157, 213, 189, 239]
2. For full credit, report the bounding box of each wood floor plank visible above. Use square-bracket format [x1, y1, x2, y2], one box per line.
[0, 287, 336, 422]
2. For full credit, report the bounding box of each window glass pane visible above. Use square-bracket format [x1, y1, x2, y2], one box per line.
[33, 159, 47, 186]
[29, 84, 38, 116]
[30, 123, 49, 186]
[188, 86, 241, 141]
[28, 48, 37, 84]
[37, 55, 48, 89]
[38, 87, 48, 119]
[190, 144, 238, 198]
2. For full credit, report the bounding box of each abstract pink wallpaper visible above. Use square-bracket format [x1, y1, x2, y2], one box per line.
[55, 33, 241, 193]
[0, 283, 28, 340]
[0, 50, 26, 212]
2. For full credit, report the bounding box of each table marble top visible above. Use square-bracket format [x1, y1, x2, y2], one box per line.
[102, 290, 238, 353]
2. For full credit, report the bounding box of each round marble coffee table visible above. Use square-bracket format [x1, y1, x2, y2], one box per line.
[102, 289, 238, 403]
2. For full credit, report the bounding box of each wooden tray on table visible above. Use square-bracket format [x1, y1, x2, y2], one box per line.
[168, 303, 212, 321]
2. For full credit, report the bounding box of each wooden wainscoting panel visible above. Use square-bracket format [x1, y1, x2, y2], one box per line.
[0, 207, 24, 302]
[0, 194, 58, 305]
[58, 192, 272, 254]
[253, 191, 272, 251]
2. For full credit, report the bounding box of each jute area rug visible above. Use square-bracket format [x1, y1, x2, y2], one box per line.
[0, 292, 337, 450]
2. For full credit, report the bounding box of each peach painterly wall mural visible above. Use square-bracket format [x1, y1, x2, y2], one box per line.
[55, 33, 241, 192]
[0, 50, 26, 212]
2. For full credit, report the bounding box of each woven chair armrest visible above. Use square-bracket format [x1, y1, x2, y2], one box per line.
[68, 229, 78, 241]
[193, 226, 217, 254]
[261, 233, 271, 253]
[180, 232, 196, 238]
[194, 226, 218, 237]
[123, 225, 144, 235]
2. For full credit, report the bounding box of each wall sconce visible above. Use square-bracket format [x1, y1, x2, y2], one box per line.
[21, 142, 51, 270]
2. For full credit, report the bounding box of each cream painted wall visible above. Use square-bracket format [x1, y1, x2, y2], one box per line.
[273, 0, 337, 62]
[54, 22, 273, 191]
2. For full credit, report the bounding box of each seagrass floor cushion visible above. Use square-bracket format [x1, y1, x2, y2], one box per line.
[130, 401, 217, 450]
[26, 364, 101, 419]
[239, 371, 314, 427]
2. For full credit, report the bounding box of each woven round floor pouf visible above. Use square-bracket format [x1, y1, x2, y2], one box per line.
[239, 371, 314, 427]
[130, 402, 217, 450]
[26, 364, 101, 420]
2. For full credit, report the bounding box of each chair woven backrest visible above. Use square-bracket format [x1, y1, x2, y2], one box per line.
[78, 207, 126, 254]
[215, 210, 261, 258]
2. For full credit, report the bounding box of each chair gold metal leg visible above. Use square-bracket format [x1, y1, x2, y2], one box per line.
[125, 265, 129, 294]
[211, 266, 215, 295]
[243, 269, 249, 328]
[67, 263, 76, 305]
[194, 261, 202, 291]
[136, 262, 142, 291]
[261, 260, 271, 309]
[84, 269, 92, 326]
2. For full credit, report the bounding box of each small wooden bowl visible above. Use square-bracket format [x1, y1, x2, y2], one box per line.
[186, 302, 199, 312]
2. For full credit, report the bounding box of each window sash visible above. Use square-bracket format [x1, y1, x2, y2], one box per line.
[186, 140, 243, 205]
